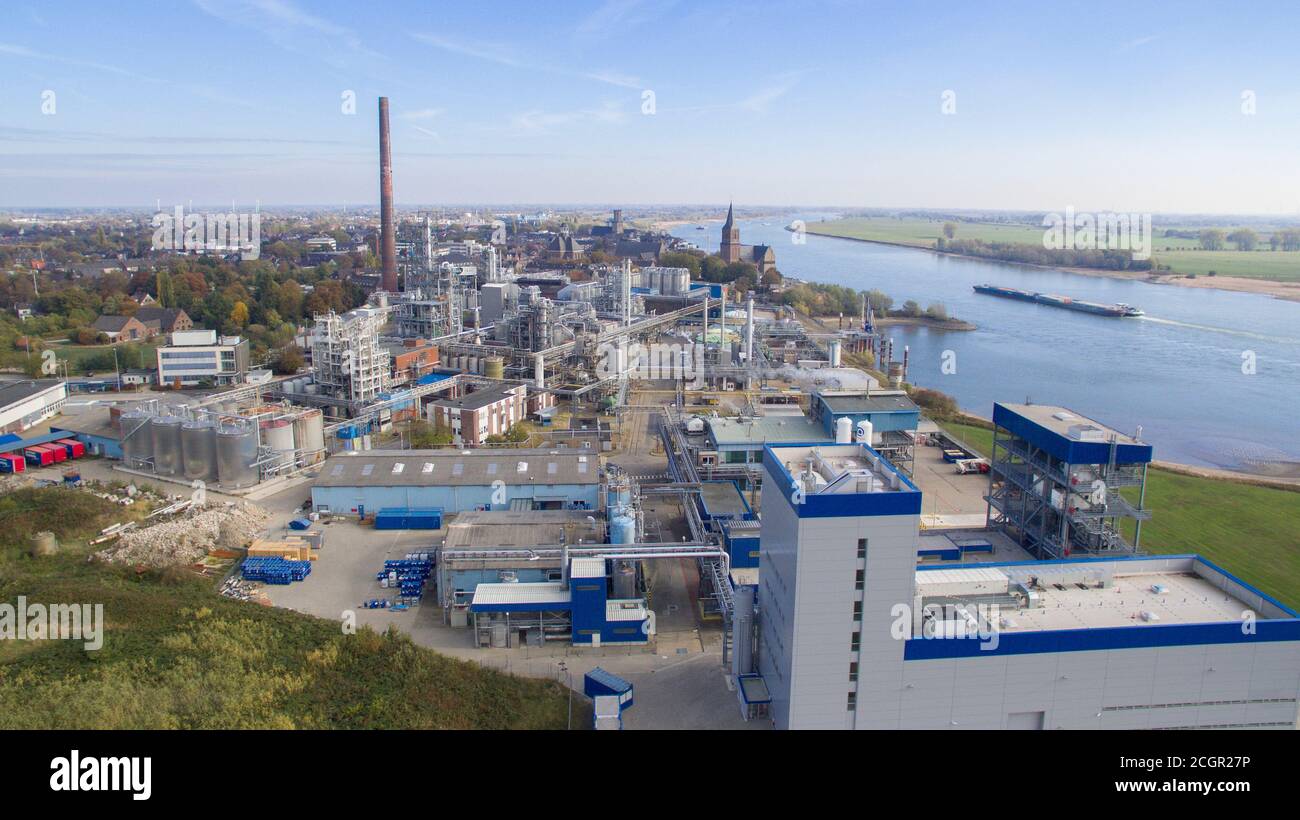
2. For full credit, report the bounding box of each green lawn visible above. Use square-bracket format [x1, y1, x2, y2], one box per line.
[0, 488, 581, 729]
[807, 217, 1300, 283]
[938, 421, 1300, 608]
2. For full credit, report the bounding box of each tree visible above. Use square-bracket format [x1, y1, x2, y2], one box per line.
[1226, 228, 1258, 251]
[942, 222, 957, 240]
[659, 251, 702, 277]
[1198, 229, 1226, 251]
[230, 301, 250, 327]
[924, 302, 949, 320]
[273, 345, 303, 375]
[900, 300, 922, 317]
[408, 419, 453, 447]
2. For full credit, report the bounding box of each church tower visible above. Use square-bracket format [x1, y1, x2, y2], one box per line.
[720, 202, 741, 263]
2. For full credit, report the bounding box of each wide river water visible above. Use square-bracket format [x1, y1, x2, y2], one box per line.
[672, 213, 1300, 472]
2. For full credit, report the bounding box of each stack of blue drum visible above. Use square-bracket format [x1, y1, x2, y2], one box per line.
[375, 557, 433, 603]
[242, 557, 312, 585]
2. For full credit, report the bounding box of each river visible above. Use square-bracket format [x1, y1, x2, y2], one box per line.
[671, 213, 1300, 473]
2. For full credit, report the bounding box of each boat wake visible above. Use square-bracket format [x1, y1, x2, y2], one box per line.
[1136, 316, 1300, 346]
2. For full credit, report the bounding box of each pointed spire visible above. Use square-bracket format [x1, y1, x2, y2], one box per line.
[723, 201, 735, 231]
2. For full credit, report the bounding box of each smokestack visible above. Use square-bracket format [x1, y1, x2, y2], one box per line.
[378, 97, 398, 293]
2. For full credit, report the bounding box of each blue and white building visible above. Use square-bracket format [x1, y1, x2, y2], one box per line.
[155, 329, 249, 387]
[754, 442, 1300, 730]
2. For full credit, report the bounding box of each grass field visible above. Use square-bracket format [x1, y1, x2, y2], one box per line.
[807, 217, 1300, 283]
[0, 487, 579, 729]
[939, 421, 1300, 608]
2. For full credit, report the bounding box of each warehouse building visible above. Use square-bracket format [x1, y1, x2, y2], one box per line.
[0, 379, 67, 434]
[750, 442, 1300, 730]
[309, 449, 601, 515]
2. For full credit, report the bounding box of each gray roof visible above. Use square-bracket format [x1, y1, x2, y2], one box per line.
[707, 414, 832, 447]
[817, 393, 920, 414]
[0, 379, 64, 410]
[432, 383, 523, 411]
[313, 448, 600, 488]
[444, 510, 603, 552]
[92, 315, 136, 332]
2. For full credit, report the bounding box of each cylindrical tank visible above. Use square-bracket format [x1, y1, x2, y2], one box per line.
[732, 584, 755, 677]
[216, 423, 259, 488]
[29, 531, 59, 557]
[150, 415, 183, 476]
[829, 340, 842, 368]
[467, 356, 479, 374]
[120, 410, 153, 467]
[836, 416, 853, 444]
[856, 419, 874, 446]
[610, 510, 636, 545]
[293, 410, 326, 465]
[888, 362, 905, 389]
[261, 418, 296, 469]
[181, 419, 218, 482]
[484, 356, 504, 379]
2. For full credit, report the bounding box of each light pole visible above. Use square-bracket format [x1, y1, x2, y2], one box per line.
[557, 660, 572, 730]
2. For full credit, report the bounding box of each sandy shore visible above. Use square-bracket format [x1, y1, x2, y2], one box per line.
[803, 227, 1300, 303]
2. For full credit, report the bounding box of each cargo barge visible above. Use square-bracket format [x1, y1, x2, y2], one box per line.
[973, 284, 1143, 317]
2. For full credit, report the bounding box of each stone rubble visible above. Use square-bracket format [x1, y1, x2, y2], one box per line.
[96, 502, 269, 568]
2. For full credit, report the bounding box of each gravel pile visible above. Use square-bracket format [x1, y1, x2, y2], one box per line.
[97, 502, 269, 568]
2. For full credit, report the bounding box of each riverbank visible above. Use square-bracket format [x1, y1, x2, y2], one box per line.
[802, 224, 1300, 303]
[877, 315, 976, 331]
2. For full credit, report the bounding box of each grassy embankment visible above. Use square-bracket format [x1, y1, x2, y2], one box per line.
[806, 217, 1300, 283]
[939, 421, 1300, 609]
[0, 486, 579, 729]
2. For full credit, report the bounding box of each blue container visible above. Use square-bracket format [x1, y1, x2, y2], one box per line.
[288, 518, 311, 530]
[584, 667, 634, 710]
[374, 507, 443, 530]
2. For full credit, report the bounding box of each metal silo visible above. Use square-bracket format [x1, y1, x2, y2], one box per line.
[151, 415, 184, 476]
[216, 423, 259, 488]
[120, 409, 153, 468]
[484, 356, 505, 379]
[261, 418, 296, 469]
[293, 410, 326, 465]
[181, 419, 218, 482]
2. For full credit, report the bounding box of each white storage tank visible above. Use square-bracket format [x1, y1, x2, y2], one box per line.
[120, 410, 153, 468]
[216, 423, 259, 488]
[835, 416, 853, 444]
[855, 419, 874, 446]
[151, 416, 184, 476]
[293, 410, 326, 465]
[181, 420, 218, 482]
[261, 418, 296, 469]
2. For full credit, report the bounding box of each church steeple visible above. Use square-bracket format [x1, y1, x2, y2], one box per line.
[720, 202, 741, 261]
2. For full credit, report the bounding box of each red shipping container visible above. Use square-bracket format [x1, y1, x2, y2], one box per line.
[34, 443, 66, 463]
[6, 454, 25, 472]
[24, 447, 53, 467]
[56, 438, 85, 459]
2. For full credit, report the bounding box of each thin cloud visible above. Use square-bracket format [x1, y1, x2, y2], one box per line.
[507, 102, 626, 134]
[412, 32, 643, 90]
[401, 108, 446, 121]
[1120, 34, 1160, 50]
[574, 0, 673, 40]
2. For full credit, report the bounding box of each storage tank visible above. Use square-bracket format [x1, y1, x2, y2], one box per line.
[120, 410, 153, 467]
[835, 416, 853, 444]
[609, 510, 636, 545]
[293, 410, 326, 465]
[216, 423, 259, 488]
[150, 415, 184, 476]
[467, 356, 479, 374]
[829, 340, 842, 368]
[181, 419, 218, 482]
[855, 419, 874, 447]
[484, 356, 505, 379]
[613, 559, 637, 599]
[261, 418, 296, 469]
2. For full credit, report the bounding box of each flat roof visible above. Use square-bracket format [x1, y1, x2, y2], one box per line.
[0, 379, 63, 409]
[913, 560, 1280, 633]
[470, 581, 571, 610]
[570, 557, 606, 578]
[769, 444, 916, 496]
[606, 599, 648, 622]
[708, 414, 832, 447]
[432, 383, 523, 411]
[997, 403, 1138, 444]
[817, 392, 920, 414]
[443, 510, 603, 552]
[313, 448, 599, 488]
[50, 408, 122, 442]
[699, 480, 752, 517]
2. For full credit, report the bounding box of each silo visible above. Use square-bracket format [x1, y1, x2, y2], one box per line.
[120, 409, 153, 468]
[674, 268, 690, 295]
[613, 559, 637, 600]
[181, 419, 218, 482]
[216, 423, 259, 488]
[484, 356, 505, 379]
[293, 410, 326, 465]
[609, 509, 636, 545]
[467, 356, 479, 374]
[261, 418, 296, 469]
[150, 415, 184, 476]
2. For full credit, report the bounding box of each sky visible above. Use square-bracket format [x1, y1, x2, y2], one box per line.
[2, 0, 1300, 213]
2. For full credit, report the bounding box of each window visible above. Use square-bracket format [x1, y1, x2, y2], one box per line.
[852, 601, 862, 621]
[849, 631, 860, 652]
[855, 569, 864, 590]
[847, 693, 857, 711]
[857, 538, 868, 560]
[849, 662, 858, 682]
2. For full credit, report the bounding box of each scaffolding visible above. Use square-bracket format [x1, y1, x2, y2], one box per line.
[308, 306, 390, 407]
[985, 406, 1152, 560]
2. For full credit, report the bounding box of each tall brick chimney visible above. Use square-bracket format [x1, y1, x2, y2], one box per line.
[378, 96, 398, 292]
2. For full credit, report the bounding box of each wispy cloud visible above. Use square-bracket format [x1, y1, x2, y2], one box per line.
[412, 32, 643, 90]
[401, 108, 445, 122]
[574, 0, 675, 40]
[193, 0, 382, 63]
[507, 102, 626, 134]
[1120, 34, 1160, 50]
[659, 70, 810, 116]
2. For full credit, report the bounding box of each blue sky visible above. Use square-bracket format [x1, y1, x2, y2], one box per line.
[3, 0, 1299, 212]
